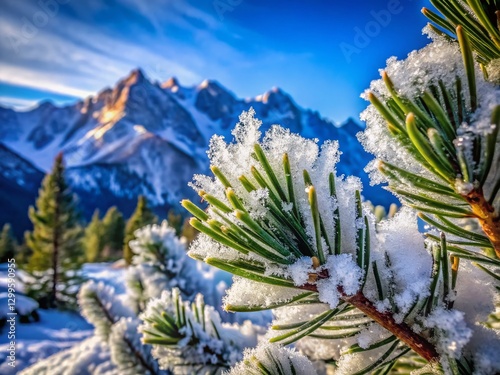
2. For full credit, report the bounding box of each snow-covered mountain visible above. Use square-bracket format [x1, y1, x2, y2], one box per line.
[0, 69, 394, 233]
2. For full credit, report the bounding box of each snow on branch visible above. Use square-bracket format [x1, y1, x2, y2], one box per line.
[139, 288, 259, 374]
[78, 281, 133, 340]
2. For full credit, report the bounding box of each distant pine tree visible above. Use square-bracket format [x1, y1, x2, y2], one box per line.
[16, 237, 32, 268]
[166, 209, 183, 236]
[0, 223, 17, 263]
[25, 153, 84, 309]
[123, 196, 157, 264]
[180, 218, 198, 244]
[102, 206, 125, 260]
[84, 210, 104, 263]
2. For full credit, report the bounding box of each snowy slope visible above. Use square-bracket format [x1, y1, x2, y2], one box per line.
[0, 263, 126, 375]
[0, 69, 394, 227]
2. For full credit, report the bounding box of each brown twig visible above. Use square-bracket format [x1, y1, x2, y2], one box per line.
[464, 188, 500, 258]
[300, 269, 439, 363]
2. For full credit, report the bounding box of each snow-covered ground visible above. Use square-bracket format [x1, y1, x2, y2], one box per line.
[0, 263, 126, 374]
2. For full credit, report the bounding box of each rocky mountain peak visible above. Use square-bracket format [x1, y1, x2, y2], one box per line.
[162, 77, 180, 90]
[124, 68, 146, 85]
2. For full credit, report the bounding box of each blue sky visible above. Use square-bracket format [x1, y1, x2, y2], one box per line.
[0, 0, 431, 122]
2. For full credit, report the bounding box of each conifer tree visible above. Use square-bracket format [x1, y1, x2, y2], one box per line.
[0, 223, 17, 263]
[84, 210, 104, 263]
[15, 238, 32, 267]
[25, 153, 84, 308]
[166, 209, 183, 236]
[123, 196, 157, 264]
[101, 206, 125, 260]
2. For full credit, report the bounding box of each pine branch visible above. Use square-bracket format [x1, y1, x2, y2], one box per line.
[364, 29, 500, 262]
[183, 110, 450, 371]
[110, 318, 163, 375]
[228, 343, 318, 375]
[78, 281, 133, 340]
[140, 288, 255, 373]
[299, 271, 439, 362]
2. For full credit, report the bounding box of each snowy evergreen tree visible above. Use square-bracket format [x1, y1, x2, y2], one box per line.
[124, 196, 158, 264]
[102, 206, 125, 260]
[24, 153, 84, 309]
[0, 223, 16, 263]
[84, 210, 105, 263]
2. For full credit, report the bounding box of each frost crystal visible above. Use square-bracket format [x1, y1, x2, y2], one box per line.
[425, 308, 472, 358]
[316, 254, 363, 309]
[288, 257, 314, 287]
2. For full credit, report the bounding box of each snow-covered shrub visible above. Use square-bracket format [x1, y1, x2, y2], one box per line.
[126, 221, 205, 312]
[79, 281, 133, 340]
[140, 288, 260, 374]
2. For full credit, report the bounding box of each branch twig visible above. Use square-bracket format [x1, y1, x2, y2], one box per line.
[465, 188, 500, 257]
[300, 270, 440, 362]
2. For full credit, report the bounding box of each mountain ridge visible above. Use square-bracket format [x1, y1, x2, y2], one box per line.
[0, 69, 394, 235]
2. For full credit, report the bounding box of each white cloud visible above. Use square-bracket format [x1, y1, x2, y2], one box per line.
[0, 12, 205, 98]
[0, 96, 40, 110]
[0, 0, 309, 109]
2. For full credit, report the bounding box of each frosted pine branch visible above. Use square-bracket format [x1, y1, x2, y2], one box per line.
[110, 318, 167, 375]
[180, 109, 500, 373]
[139, 288, 259, 374]
[228, 343, 319, 375]
[359, 30, 500, 260]
[78, 281, 134, 340]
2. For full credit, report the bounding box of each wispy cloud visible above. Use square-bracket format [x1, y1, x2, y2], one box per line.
[0, 0, 260, 100]
[0, 96, 39, 109]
